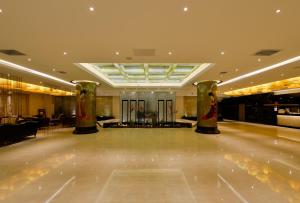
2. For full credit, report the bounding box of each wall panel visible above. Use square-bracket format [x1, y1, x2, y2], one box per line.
[184, 96, 197, 116]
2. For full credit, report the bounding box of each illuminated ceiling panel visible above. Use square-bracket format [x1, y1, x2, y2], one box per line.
[76, 63, 213, 87]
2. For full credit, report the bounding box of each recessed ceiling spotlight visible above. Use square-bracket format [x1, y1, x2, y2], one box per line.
[276, 9, 281, 14]
[0, 9, 2, 13]
[52, 68, 56, 72]
[183, 7, 188, 12]
[39, 81, 43, 84]
[258, 58, 261, 62]
[115, 51, 120, 55]
[235, 68, 239, 72]
[63, 51, 68, 55]
[280, 73, 284, 77]
[89, 7, 95, 11]
[168, 51, 172, 55]
[221, 51, 225, 55]
[27, 58, 31, 62]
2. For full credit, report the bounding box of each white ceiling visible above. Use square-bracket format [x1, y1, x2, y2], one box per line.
[0, 0, 300, 95]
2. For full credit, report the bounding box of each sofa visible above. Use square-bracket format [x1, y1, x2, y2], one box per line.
[0, 121, 38, 146]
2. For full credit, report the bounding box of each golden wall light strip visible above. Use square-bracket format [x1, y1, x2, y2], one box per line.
[224, 76, 300, 96]
[0, 78, 74, 96]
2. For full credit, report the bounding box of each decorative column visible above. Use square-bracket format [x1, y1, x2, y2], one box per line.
[73, 80, 99, 134]
[195, 81, 220, 134]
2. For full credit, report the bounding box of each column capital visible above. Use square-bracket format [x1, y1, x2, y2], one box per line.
[71, 80, 100, 85]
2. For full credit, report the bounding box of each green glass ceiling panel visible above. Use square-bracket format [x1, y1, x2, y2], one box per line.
[76, 63, 213, 87]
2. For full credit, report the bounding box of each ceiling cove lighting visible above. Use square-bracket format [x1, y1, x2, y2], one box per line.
[0, 59, 75, 86]
[76, 63, 213, 87]
[224, 76, 300, 96]
[218, 55, 300, 87]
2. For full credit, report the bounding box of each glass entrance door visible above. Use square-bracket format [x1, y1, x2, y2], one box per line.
[158, 100, 165, 125]
[129, 100, 137, 124]
[166, 100, 173, 124]
[137, 100, 145, 125]
[122, 100, 129, 124]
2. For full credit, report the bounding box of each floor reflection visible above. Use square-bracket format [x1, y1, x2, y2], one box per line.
[224, 153, 300, 202]
[0, 153, 74, 201]
[0, 122, 299, 203]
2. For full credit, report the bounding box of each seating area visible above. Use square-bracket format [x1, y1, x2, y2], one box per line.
[0, 121, 38, 146]
[50, 114, 76, 128]
[0, 113, 76, 147]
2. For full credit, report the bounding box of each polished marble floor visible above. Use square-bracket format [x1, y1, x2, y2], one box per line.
[0, 121, 299, 203]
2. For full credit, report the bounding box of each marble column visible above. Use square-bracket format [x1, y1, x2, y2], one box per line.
[73, 81, 98, 134]
[195, 81, 220, 134]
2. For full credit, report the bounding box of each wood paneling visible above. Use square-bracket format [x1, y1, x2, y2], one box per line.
[96, 96, 113, 116]
[184, 96, 197, 116]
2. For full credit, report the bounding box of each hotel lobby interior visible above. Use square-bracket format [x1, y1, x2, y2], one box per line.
[0, 1, 300, 202]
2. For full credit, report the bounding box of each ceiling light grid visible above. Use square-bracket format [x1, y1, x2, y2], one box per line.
[77, 63, 213, 87]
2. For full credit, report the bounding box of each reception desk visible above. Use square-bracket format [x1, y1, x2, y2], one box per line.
[277, 114, 300, 128]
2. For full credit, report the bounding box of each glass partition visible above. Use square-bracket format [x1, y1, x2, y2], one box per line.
[120, 92, 175, 127]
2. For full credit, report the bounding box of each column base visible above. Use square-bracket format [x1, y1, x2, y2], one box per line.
[195, 126, 220, 134]
[73, 126, 98, 134]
